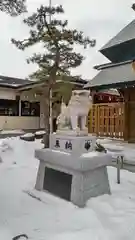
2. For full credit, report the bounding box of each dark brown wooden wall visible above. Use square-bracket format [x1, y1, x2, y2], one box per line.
[123, 87, 135, 142]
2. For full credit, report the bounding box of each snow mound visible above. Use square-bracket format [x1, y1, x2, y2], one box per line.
[21, 133, 35, 138]
[35, 131, 46, 136]
[20, 133, 35, 142]
[96, 138, 113, 144]
[82, 151, 103, 158]
[0, 141, 13, 152]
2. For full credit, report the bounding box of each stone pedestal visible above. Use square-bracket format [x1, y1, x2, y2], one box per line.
[35, 134, 112, 207]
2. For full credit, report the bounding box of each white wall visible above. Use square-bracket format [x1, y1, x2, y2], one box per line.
[0, 116, 40, 130]
[0, 88, 41, 102]
[0, 88, 16, 100]
[20, 91, 41, 102]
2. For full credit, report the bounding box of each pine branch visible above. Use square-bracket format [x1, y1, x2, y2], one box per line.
[0, 0, 27, 16]
[132, 3, 135, 10]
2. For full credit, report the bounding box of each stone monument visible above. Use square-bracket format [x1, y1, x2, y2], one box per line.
[35, 90, 112, 207]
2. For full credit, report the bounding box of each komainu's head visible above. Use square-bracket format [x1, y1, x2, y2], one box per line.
[70, 90, 91, 103]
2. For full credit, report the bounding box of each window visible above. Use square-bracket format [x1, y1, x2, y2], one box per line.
[21, 101, 30, 116]
[0, 99, 19, 116]
[21, 101, 40, 117]
[31, 102, 40, 116]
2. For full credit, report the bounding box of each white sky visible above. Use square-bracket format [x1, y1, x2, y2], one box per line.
[0, 0, 135, 80]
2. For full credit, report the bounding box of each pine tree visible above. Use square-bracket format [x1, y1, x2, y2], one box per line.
[0, 0, 26, 16]
[11, 4, 96, 147]
[132, 3, 135, 10]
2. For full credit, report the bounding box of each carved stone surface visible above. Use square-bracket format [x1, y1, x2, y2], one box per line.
[50, 133, 96, 155]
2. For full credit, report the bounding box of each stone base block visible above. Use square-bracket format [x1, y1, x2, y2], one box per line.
[71, 166, 110, 207]
[35, 149, 112, 207]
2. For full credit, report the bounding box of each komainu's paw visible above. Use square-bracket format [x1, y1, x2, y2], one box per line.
[82, 127, 88, 131]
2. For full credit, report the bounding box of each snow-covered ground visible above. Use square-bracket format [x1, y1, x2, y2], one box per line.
[98, 138, 135, 163]
[0, 137, 135, 239]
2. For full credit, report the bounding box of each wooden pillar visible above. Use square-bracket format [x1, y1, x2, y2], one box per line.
[123, 89, 129, 141]
[91, 90, 96, 104]
[19, 99, 21, 116]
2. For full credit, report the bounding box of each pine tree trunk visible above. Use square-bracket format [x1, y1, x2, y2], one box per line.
[43, 70, 57, 148]
[43, 88, 50, 148]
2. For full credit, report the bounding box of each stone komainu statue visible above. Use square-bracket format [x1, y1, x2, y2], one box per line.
[56, 90, 92, 134]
